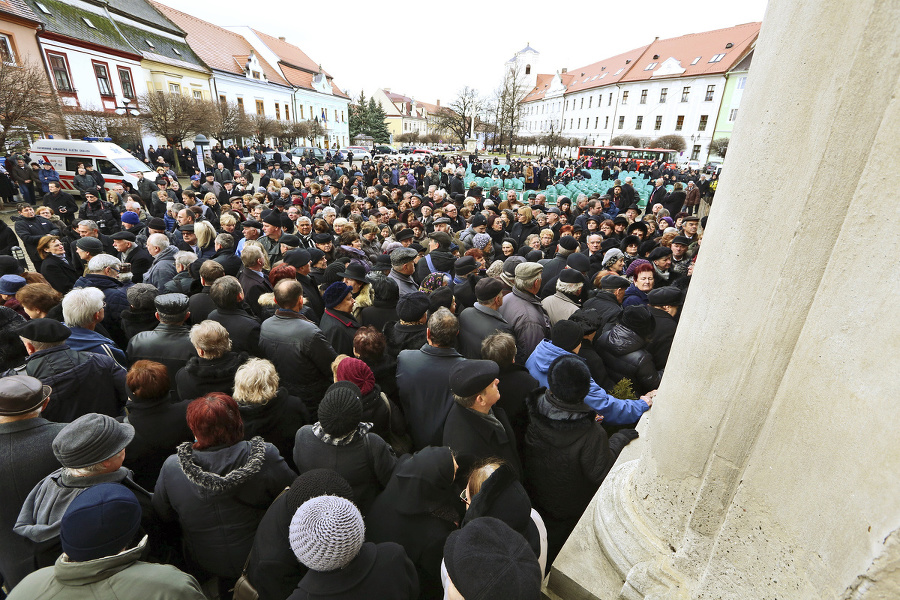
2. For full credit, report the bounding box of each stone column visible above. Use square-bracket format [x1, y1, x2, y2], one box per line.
[545, 0, 900, 598]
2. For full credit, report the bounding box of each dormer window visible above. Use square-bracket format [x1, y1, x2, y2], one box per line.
[614, 68, 624, 75]
[252, 70, 261, 79]
[709, 53, 726, 63]
[691, 56, 701, 65]
[644, 62, 657, 71]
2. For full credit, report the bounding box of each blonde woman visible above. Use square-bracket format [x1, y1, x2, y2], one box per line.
[194, 220, 217, 258]
[232, 357, 310, 469]
[510, 205, 540, 246]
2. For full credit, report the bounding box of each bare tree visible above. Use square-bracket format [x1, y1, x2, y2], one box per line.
[282, 121, 309, 147]
[0, 60, 66, 150]
[650, 134, 687, 152]
[494, 63, 529, 153]
[248, 114, 279, 146]
[304, 119, 324, 145]
[66, 105, 112, 139]
[434, 86, 483, 145]
[396, 131, 420, 145]
[708, 136, 729, 158]
[139, 91, 206, 173]
[203, 100, 250, 145]
[610, 134, 642, 147]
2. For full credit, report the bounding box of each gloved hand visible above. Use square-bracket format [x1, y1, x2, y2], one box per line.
[608, 429, 639, 455]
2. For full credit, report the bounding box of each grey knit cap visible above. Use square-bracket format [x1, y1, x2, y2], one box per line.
[289, 495, 364, 571]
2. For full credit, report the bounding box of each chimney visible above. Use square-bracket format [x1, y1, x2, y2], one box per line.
[436, 99, 440, 107]
[561, 67, 567, 74]
[384, 87, 391, 93]
[278, 36, 286, 41]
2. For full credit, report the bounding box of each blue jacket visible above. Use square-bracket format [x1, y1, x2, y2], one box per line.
[38, 168, 60, 193]
[64, 326, 127, 367]
[622, 284, 649, 308]
[524, 339, 648, 426]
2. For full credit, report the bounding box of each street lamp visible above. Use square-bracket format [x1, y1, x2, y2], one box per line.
[114, 98, 141, 155]
[114, 98, 140, 117]
[193, 134, 210, 171]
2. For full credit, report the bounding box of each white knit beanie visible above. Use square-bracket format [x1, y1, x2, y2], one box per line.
[289, 496, 364, 572]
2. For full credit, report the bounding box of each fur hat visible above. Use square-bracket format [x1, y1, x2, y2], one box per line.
[397, 291, 430, 322]
[546, 355, 592, 406]
[289, 496, 364, 572]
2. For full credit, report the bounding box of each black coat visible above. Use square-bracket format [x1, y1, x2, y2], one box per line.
[583, 291, 623, 333]
[457, 303, 513, 359]
[13, 215, 57, 267]
[578, 338, 615, 391]
[0, 418, 65, 588]
[441, 403, 521, 481]
[208, 307, 261, 356]
[396, 345, 465, 450]
[119, 309, 158, 340]
[121, 245, 153, 284]
[240, 388, 310, 471]
[175, 352, 248, 401]
[188, 289, 217, 325]
[40, 254, 79, 294]
[596, 324, 661, 395]
[358, 301, 398, 332]
[121, 393, 193, 490]
[293, 428, 396, 514]
[319, 308, 361, 356]
[239, 269, 273, 319]
[365, 448, 459, 600]
[247, 490, 309, 600]
[126, 324, 196, 391]
[73, 273, 132, 349]
[153, 437, 296, 579]
[297, 273, 324, 324]
[212, 247, 243, 277]
[646, 307, 678, 368]
[383, 321, 427, 360]
[289, 543, 419, 600]
[509, 220, 540, 247]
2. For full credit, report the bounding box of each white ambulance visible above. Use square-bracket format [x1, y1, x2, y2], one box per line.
[30, 138, 157, 196]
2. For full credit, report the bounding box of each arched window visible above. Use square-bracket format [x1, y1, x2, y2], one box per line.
[525, 64, 531, 75]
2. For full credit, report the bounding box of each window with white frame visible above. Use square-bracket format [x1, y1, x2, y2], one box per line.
[0, 35, 15, 65]
[47, 52, 73, 92]
[93, 63, 113, 96]
[729, 108, 738, 122]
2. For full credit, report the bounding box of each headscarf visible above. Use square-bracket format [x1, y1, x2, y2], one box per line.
[419, 272, 452, 293]
[390, 447, 457, 516]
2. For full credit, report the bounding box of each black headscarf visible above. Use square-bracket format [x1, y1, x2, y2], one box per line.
[390, 447, 457, 519]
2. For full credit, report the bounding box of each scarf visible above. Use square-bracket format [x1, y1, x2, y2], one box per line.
[311, 421, 373, 446]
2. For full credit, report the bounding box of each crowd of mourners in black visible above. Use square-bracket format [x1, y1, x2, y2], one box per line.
[0, 143, 711, 600]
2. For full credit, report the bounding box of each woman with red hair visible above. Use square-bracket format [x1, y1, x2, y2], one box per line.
[152, 393, 295, 595]
[622, 261, 654, 307]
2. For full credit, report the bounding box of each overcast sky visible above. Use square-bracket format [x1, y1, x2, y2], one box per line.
[156, 0, 770, 106]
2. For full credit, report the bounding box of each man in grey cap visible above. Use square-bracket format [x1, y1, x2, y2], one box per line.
[13, 412, 150, 574]
[0, 376, 64, 588]
[498, 262, 551, 364]
[388, 247, 419, 297]
[583, 274, 630, 332]
[458, 277, 513, 359]
[125, 293, 195, 389]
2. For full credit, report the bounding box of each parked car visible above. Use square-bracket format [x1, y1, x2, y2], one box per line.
[373, 145, 396, 155]
[686, 160, 702, 171]
[291, 146, 327, 164]
[705, 161, 722, 174]
[345, 146, 372, 161]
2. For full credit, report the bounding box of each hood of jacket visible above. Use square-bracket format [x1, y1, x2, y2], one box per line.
[384, 321, 427, 350]
[176, 436, 266, 496]
[74, 273, 127, 291]
[525, 390, 596, 437]
[427, 250, 456, 273]
[52, 536, 149, 586]
[461, 463, 537, 551]
[182, 351, 248, 379]
[600, 323, 646, 356]
[524, 339, 580, 388]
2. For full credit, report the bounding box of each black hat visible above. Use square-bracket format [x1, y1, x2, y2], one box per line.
[449, 359, 499, 398]
[18, 318, 71, 343]
[263, 212, 283, 227]
[60, 483, 142, 562]
[621, 234, 641, 250]
[557, 197, 571, 206]
[317, 382, 362, 436]
[558, 268, 585, 285]
[0, 255, 24, 276]
[283, 248, 311, 268]
[110, 231, 136, 242]
[558, 236, 578, 251]
[443, 517, 542, 600]
[75, 237, 104, 254]
[313, 233, 333, 245]
[279, 234, 300, 248]
[177, 224, 195, 233]
[147, 217, 167, 231]
[700, 216, 708, 229]
[470, 213, 487, 228]
[373, 254, 393, 271]
[428, 286, 455, 312]
[648, 285, 684, 307]
[627, 222, 648, 235]
[154, 293, 189, 315]
[342, 262, 368, 284]
[683, 215, 700, 223]
[647, 247, 673, 262]
[454, 256, 477, 277]
[621, 305, 656, 338]
[565, 253, 590, 273]
[396, 291, 430, 322]
[600, 238, 620, 254]
[242, 220, 263, 229]
[546, 355, 593, 408]
[469, 186, 483, 198]
[671, 235, 691, 246]
[525, 249, 542, 262]
[395, 229, 415, 242]
[600, 275, 631, 290]
[323, 282, 352, 308]
[474, 277, 503, 302]
[550, 320, 584, 352]
[613, 215, 628, 225]
[569, 308, 603, 335]
[0, 375, 50, 416]
[285, 469, 355, 514]
[308, 248, 326, 264]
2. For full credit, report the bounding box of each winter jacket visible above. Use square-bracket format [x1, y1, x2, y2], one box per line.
[622, 284, 649, 308]
[289, 543, 419, 600]
[442, 403, 521, 481]
[320, 308, 361, 356]
[153, 437, 296, 579]
[498, 287, 551, 365]
[541, 291, 580, 325]
[188, 288, 216, 325]
[383, 321, 427, 360]
[119, 309, 158, 340]
[73, 273, 132, 348]
[293, 427, 396, 514]
[9, 344, 127, 423]
[13, 215, 57, 266]
[458, 303, 514, 359]
[42, 190, 78, 219]
[246, 489, 309, 600]
[120, 244, 153, 284]
[164, 271, 193, 295]
[121, 393, 194, 491]
[207, 307, 261, 356]
[40, 254, 79, 295]
[525, 339, 648, 426]
[582, 291, 623, 333]
[64, 326, 126, 367]
[396, 345, 465, 450]
[509, 221, 540, 247]
[240, 388, 310, 472]
[175, 352, 248, 401]
[415, 250, 456, 282]
[646, 307, 678, 369]
[358, 300, 398, 332]
[145, 245, 178, 291]
[78, 200, 120, 235]
[596, 323, 661, 395]
[7, 537, 205, 600]
[259, 310, 337, 417]
[126, 324, 195, 390]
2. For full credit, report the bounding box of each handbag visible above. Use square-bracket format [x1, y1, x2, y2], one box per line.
[232, 486, 291, 600]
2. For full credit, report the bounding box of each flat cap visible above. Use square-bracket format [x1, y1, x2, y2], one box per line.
[546, 207, 561, 215]
[154, 293, 189, 315]
[279, 234, 300, 248]
[177, 224, 195, 233]
[396, 291, 430, 322]
[600, 274, 631, 290]
[449, 359, 499, 398]
[428, 231, 452, 250]
[241, 220, 263, 229]
[648, 285, 684, 307]
[474, 277, 504, 302]
[110, 231, 136, 242]
[53, 413, 134, 468]
[75, 237, 104, 254]
[0, 375, 50, 416]
[283, 248, 310, 268]
[432, 216, 451, 225]
[682, 215, 700, 223]
[312, 233, 333, 245]
[395, 229, 415, 242]
[18, 318, 71, 343]
[0, 274, 26, 296]
[390, 247, 418, 267]
[514, 262, 542, 280]
[147, 217, 167, 231]
[454, 256, 477, 277]
[558, 268, 585, 285]
[647, 247, 673, 261]
[671, 235, 691, 246]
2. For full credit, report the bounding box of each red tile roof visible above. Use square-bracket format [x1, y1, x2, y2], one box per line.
[0, 0, 40, 23]
[564, 45, 651, 93]
[251, 29, 328, 76]
[152, 2, 288, 86]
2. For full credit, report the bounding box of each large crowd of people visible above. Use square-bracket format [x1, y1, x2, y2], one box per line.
[0, 146, 707, 599]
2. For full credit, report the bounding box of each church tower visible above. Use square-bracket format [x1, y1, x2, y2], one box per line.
[506, 43, 540, 89]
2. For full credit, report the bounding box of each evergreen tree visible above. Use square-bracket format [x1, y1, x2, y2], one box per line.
[366, 96, 391, 143]
[349, 90, 368, 138]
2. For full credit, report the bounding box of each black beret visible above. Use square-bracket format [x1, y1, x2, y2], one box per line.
[308, 248, 326, 264]
[647, 247, 673, 261]
[454, 256, 477, 276]
[648, 285, 684, 307]
[110, 231, 136, 241]
[474, 277, 503, 302]
[396, 291, 430, 322]
[671, 235, 691, 246]
[600, 238, 620, 253]
[279, 234, 300, 248]
[313, 233, 333, 244]
[147, 217, 166, 230]
[565, 253, 590, 273]
[18, 318, 71, 343]
[395, 229, 415, 242]
[558, 268, 585, 285]
[600, 275, 631, 290]
[283, 248, 311, 268]
[263, 212, 283, 227]
[449, 359, 499, 398]
[558, 236, 578, 251]
[241, 220, 262, 229]
[154, 293, 189, 315]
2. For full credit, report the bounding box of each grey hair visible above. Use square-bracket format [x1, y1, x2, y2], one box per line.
[455, 167, 465, 176]
[189, 320, 232, 359]
[481, 332, 516, 367]
[322, 206, 336, 217]
[175, 251, 198, 269]
[515, 269, 542, 291]
[87, 253, 122, 273]
[556, 280, 583, 295]
[77, 219, 99, 232]
[147, 233, 169, 251]
[62, 286, 105, 327]
[426, 307, 458, 348]
[215, 233, 234, 249]
[127, 284, 159, 311]
[233, 358, 279, 404]
[241, 244, 265, 269]
[210, 276, 243, 309]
